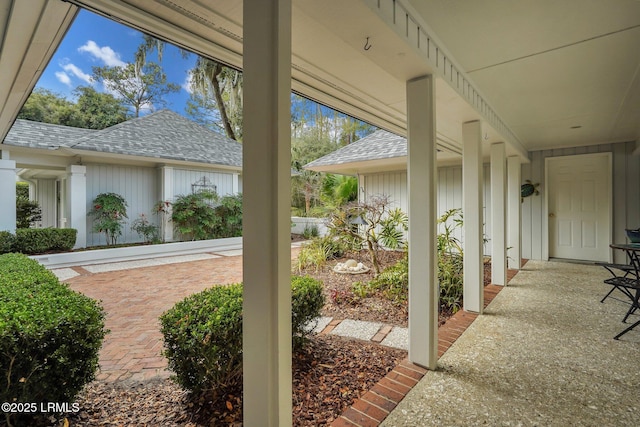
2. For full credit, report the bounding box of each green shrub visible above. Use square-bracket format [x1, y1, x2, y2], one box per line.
[368, 253, 409, 303]
[88, 192, 128, 245]
[160, 275, 324, 401]
[131, 213, 160, 243]
[295, 235, 348, 272]
[12, 228, 77, 254]
[171, 190, 219, 241]
[302, 224, 319, 239]
[213, 193, 242, 238]
[291, 275, 325, 349]
[16, 198, 42, 229]
[0, 254, 107, 425]
[0, 231, 15, 254]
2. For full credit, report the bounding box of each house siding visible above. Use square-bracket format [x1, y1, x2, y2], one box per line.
[173, 168, 238, 199]
[34, 179, 57, 228]
[85, 164, 158, 246]
[359, 141, 640, 262]
[361, 165, 492, 255]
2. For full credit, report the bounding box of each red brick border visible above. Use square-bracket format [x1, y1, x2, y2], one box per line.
[331, 265, 523, 427]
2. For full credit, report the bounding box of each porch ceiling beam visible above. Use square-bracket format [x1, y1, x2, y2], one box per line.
[0, 0, 78, 142]
[363, 0, 529, 161]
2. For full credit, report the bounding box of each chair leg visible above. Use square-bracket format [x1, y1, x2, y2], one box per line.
[614, 318, 640, 340]
[601, 286, 617, 303]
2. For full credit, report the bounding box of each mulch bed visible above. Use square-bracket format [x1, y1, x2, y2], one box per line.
[57, 335, 404, 427]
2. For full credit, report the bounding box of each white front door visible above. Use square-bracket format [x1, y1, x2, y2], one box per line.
[547, 153, 611, 262]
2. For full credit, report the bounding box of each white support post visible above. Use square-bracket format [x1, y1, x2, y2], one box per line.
[462, 121, 484, 313]
[158, 166, 174, 242]
[65, 165, 86, 248]
[507, 156, 522, 269]
[0, 159, 17, 233]
[490, 143, 507, 285]
[407, 75, 439, 370]
[242, 0, 292, 426]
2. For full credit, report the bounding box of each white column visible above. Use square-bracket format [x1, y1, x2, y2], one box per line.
[462, 121, 484, 313]
[490, 143, 507, 285]
[65, 165, 86, 248]
[407, 75, 439, 370]
[0, 159, 17, 233]
[158, 166, 174, 242]
[242, 1, 292, 426]
[507, 156, 522, 269]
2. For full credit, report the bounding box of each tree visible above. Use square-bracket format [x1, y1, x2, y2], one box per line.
[135, 35, 243, 141]
[17, 87, 130, 129]
[71, 86, 130, 129]
[92, 62, 180, 117]
[17, 88, 76, 125]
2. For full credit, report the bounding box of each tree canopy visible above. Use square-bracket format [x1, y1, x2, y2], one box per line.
[17, 87, 130, 129]
[91, 62, 180, 118]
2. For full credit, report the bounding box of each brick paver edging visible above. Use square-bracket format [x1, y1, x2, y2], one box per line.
[331, 282, 508, 427]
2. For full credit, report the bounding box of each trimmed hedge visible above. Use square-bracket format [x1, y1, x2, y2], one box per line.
[0, 253, 107, 423]
[0, 228, 77, 255]
[0, 231, 15, 254]
[160, 275, 324, 401]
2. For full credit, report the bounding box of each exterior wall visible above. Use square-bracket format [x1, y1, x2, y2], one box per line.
[521, 141, 640, 263]
[359, 141, 640, 262]
[34, 179, 57, 228]
[85, 164, 158, 246]
[361, 165, 491, 255]
[84, 164, 241, 247]
[173, 168, 238, 199]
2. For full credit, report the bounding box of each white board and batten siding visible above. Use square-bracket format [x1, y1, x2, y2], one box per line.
[360, 166, 492, 255]
[85, 164, 158, 246]
[172, 168, 239, 199]
[34, 179, 57, 228]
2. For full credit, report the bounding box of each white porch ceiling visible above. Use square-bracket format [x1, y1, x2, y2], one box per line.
[1, 0, 639, 161]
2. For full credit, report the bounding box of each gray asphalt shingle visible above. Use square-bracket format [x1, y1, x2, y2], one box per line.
[4, 110, 242, 168]
[305, 129, 406, 168]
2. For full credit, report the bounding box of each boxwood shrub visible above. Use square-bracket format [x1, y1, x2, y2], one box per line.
[9, 228, 77, 254]
[160, 275, 324, 401]
[0, 231, 15, 254]
[0, 253, 107, 423]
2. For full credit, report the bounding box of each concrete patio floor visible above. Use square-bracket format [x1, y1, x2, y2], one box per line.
[380, 260, 639, 427]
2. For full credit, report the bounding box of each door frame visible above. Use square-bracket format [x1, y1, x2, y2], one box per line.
[543, 152, 612, 262]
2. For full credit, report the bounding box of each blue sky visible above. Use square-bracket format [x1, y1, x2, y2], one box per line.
[37, 9, 196, 115]
[35, 8, 372, 137]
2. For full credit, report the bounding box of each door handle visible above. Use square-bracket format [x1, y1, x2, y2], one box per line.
[549, 213, 555, 218]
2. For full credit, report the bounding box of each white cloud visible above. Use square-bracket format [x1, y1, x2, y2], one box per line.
[78, 40, 126, 67]
[55, 71, 72, 86]
[61, 63, 93, 85]
[182, 71, 194, 94]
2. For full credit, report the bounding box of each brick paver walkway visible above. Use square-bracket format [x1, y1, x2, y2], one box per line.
[65, 250, 297, 383]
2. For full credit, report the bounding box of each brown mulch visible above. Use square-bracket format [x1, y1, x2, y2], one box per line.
[38, 248, 491, 426]
[56, 335, 404, 427]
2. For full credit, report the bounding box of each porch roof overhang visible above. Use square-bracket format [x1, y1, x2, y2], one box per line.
[4, 1, 638, 164]
[0, 0, 78, 144]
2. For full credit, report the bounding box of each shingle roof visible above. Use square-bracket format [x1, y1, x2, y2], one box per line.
[4, 110, 242, 168]
[304, 129, 406, 168]
[4, 120, 96, 149]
